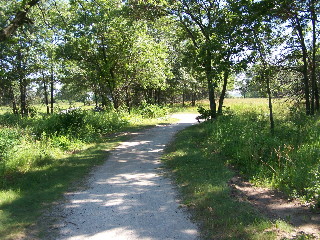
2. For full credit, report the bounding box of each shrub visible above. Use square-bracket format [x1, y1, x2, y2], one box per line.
[197, 104, 320, 204]
[136, 102, 169, 118]
[32, 109, 129, 140]
[196, 106, 211, 121]
[0, 109, 130, 182]
[33, 109, 86, 137]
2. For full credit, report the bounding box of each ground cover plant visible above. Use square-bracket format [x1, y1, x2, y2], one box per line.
[0, 105, 173, 240]
[163, 123, 277, 240]
[163, 98, 319, 239]
[214, 99, 320, 204]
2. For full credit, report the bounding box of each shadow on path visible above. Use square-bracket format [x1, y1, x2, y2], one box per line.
[56, 114, 200, 240]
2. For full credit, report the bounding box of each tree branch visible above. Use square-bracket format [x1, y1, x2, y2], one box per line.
[179, 15, 199, 49]
[0, 0, 40, 42]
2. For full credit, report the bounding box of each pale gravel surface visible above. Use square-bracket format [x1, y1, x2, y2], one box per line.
[56, 114, 200, 240]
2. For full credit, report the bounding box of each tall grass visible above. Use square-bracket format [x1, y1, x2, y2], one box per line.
[197, 99, 320, 204]
[162, 98, 318, 239]
[0, 105, 173, 239]
[163, 122, 277, 239]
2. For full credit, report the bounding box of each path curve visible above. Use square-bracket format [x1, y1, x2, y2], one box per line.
[57, 114, 200, 240]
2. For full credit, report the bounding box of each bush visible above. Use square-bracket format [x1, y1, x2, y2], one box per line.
[33, 109, 86, 137]
[196, 106, 212, 121]
[0, 109, 130, 181]
[32, 109, 129, 140]
[197, 104, 320, 204]
[136, 102, 169, 118]
[0, 128, 23, 176]
[0, 128, 21, 157]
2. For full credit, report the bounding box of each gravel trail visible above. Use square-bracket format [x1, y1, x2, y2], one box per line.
[57, 114, 200, 240]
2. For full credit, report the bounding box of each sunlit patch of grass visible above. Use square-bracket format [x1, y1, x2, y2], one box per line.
[0, 190, 20, 206]
[0, 107, 177, 239]
[274, 220, 294, 233]
[163, 124, 278, 239]
[161, 108, 314, 239]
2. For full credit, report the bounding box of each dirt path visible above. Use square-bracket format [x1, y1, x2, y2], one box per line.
[55, 114, 200, 240]
[229, 176, 320, 239]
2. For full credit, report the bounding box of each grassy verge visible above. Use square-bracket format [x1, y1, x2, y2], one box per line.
[162, 124, 279, 240]
[0, 139, 122, 240]
[0, 108, 175, 240]
[163, 98, 320, 239]
[191, 99, 320, 204]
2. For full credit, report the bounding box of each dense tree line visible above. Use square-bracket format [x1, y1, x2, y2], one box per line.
[0, 0, 319, 121]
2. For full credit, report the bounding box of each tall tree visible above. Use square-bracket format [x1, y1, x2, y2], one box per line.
[169, 0, 250, 118]
[59, 0, 171, 109]
[268, 0, 320, 115]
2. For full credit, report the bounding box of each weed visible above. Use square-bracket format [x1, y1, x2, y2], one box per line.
[0, 106, 176, 239]
[162, 124, 278, 239]
[194, 99, 320, 204]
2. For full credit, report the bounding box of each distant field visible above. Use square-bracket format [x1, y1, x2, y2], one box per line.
[0, 102, 93, 115]
[181, 98, 290, 114]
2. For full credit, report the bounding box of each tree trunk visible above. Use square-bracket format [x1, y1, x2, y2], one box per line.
[218, 70, 229, 114]
[191, 84, 196, 107]
[44, 81, 49, 114]
[17, 49, 28, 116]
[50, 67, 54, 114]
[101, 94, 108, 108]
[157, 88, 161, 105]
[94, 91, 98, 108]
[204, 49, 216, 119]
[310, 0, 319, 112]
[42, 72, 50, 114]
[266, 76, 274, 134]
[315, 84, 319, 111]
[182, 84, 186, 107]
[9, 83, 18, 114]
[124, 86, 131, 113]
[295, 16, 311, 115]
[19, 78, 28, 116]
[112, 91, 120, 110]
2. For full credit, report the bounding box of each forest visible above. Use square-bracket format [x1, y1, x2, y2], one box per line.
[1, 0, 319, 117]
[1, 0, 320, 239]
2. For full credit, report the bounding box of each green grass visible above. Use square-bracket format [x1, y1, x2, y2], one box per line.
[192, 98, 320, 203]
[168, 102, 199, 114]
[162, 124, 283, 239]
[162, 98, 320, 239]
[0, 106, 175, 240]
[0, 139, 122, 239]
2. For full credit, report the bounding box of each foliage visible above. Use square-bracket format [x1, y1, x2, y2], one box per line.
[0, 109, 128, 180]
[0, 106, 175, 239]
[163, 121, 280, 239]
[196, 106, 212, 121]
[134, 102, 169, 118]
[196, 99, 320, 204]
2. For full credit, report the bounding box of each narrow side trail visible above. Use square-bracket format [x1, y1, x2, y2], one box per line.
[57, 114, 200, 240]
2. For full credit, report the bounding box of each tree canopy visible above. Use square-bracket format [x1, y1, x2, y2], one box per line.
[0, 0, 319, 118]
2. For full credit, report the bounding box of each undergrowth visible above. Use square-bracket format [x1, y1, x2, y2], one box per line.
[196, 100, 320, 205]
[162, 124, 277, 239]
[163, 99, 319, 239]
[0, 105, 172, 240]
